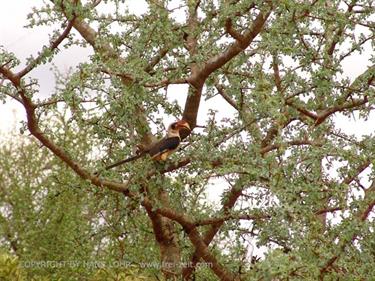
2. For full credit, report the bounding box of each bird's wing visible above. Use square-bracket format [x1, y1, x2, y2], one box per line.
[95, 137, 181, 174]
[148, 136, 180, 158]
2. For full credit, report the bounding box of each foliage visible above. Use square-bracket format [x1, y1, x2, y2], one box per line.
[0, 252, 26, 281]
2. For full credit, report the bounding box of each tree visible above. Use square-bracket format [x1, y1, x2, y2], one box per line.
[0, 0, 374, 280]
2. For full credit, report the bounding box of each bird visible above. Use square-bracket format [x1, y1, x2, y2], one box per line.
[101, 120, 191, 171]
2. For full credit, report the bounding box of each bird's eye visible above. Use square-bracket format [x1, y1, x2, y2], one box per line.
[171, 123, 177, 130]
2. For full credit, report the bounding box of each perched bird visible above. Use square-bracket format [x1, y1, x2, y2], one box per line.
[102, 120, 191, 171]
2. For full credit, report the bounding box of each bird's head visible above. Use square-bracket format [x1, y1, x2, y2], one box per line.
[167, 120, 191, 137]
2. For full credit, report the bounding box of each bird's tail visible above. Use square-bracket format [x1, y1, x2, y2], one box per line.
[104, 153, 145, 170]
[94, 152, 145, 175]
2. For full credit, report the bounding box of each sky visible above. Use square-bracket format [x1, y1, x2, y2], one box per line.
[0, 1, 146, 134]
[1, 1, 374, 136]
[0, 0, 238, 136]
[0, 0, 236, 209]
[1, 0, 374, 207]
[0, 1, 85, 133]
[0, 0, 245, 258]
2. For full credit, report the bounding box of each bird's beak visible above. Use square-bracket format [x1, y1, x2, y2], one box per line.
[177, 120, 191, 131]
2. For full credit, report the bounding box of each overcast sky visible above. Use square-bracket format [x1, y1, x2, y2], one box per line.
[1, 1, 147, 134]
[1, 1, 374, 137]
[1, 1, 234, 136]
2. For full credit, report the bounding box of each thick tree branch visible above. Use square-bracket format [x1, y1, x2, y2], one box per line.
[315, 97, 368, 126]
[139, 181, 182, 279]
[225, 18, 244, 42]
[183, 6, 272, 128]
[199, 9, 271, 80]
[286, 99, 318, 120]
[148, 202, 237, 281]
[285, 63, 374, 127]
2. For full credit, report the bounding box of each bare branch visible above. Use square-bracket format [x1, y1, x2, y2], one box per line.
[144, 47, 169, 73]
[214, 82, 240, 111]
[195, 213, 270, 226]
[260, 139, 321, 154]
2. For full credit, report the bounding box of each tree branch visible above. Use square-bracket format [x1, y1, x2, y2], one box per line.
[148, 202, 237, 281]
[319, 179, 375, 278]
[52, 0, 155, 146]
[195, 213, 270, 226]
[17, 19, 75, 78]
[183, 6, 272, 128]
[214, 82, 240, 111]
[0, 66, 131, 194]
[182, 178, 244, 279]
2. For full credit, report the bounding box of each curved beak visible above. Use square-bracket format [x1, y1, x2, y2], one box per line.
[177, 120, 191, 131]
